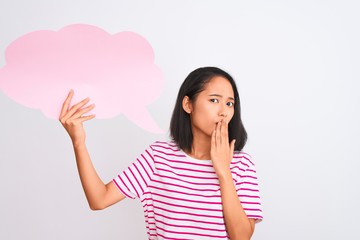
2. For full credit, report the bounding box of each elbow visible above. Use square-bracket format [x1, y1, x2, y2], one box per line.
[89, 206, 103, 211]
[228, 228, 253, 240]
[89, 202, 106, 211]
[228, 220, 255, 240]
[229, 234, 251, 240]
[237, 229, 253, 240]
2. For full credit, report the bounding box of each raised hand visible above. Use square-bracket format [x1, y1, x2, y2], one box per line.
[59, 90, 95, 147]
[210, 120, 236, 178]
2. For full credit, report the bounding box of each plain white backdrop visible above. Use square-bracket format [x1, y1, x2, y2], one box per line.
[1, 0, 359, 239]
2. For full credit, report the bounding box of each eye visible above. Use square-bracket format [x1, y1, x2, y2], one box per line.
[227, 102, 234, 107]
[210, 99, 219, 103]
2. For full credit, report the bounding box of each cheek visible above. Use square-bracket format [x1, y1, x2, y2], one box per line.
[227, 111, 235, 122]
[197, 104, 215, 119]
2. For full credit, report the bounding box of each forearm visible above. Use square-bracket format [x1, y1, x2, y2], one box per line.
[73, 143, 107, 210]
[218, 172, 253, 240]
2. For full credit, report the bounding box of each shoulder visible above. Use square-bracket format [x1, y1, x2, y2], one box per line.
[232, 151, 255, 169]
[149, 140, 181, 153]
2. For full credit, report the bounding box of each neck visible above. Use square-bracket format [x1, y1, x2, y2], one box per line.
[187, 131, 211, 160]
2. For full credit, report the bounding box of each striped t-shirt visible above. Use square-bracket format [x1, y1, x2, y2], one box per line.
[113, 141, 263, 239]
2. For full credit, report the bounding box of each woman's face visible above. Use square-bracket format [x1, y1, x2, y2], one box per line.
[185, 76, 235, 138]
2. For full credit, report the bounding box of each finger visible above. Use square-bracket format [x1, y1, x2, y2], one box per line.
[218, 120, 226, 145]
[71, 114, 96, 126]
[59, 90, 74, 119]
[215, 121, 221, 146]
[63, 97, 91, 120]
[211, 128, 216, 149]
[72, 104, 95, 119]
[76, 114, 96, 123]
[221, 120, 229, 143]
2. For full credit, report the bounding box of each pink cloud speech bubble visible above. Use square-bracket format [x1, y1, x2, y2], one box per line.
[0, 24, 164, 133]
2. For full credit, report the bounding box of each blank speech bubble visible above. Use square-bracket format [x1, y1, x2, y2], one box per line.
[0, 24, 164, 133]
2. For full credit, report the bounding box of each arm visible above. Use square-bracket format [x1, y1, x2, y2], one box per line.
[211, 120, 255, 240]
[59, 90, 125, 210]
[218, 171, 255, 239]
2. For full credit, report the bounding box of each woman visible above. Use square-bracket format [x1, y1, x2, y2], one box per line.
[59, 67, 263, 239]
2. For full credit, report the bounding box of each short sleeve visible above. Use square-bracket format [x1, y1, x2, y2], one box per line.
[234, 153, 264, 223]
[113, 145, 155, 199]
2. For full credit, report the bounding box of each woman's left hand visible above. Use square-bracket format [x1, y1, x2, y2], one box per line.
[210, 120, 236, 178]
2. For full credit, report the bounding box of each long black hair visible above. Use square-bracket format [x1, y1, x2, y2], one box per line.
[170, 67, 247, 152]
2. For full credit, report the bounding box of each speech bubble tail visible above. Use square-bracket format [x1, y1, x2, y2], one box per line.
[123, 108, 165, 134]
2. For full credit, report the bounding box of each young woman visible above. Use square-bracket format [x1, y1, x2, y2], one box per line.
[59, 67, 263, 240]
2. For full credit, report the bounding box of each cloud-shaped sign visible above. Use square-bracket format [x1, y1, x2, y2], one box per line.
[0, 24, 164, 133]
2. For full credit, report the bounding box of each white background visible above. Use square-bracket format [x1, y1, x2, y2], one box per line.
[1, 0, 359, 239]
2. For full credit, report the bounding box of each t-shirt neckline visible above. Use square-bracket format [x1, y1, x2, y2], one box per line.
[181, 149, 213, 163]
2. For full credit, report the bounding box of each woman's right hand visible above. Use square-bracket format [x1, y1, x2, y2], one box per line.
[59, 90, 95, 147]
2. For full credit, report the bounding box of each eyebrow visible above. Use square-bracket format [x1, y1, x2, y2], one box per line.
[209, 94, 235, 101]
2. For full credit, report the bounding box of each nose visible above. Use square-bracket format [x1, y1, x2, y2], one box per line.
[219, 105, 228, 118]
[219, 112, 227, 118]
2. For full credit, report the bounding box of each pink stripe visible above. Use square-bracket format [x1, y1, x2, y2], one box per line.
[152, 144, 181, 152]
[155, 218, 226, 232]
[151, 179, 219, 192]
[242, 175, 258, 180]
[243, 155, 255, 165]
[238, 187, 259, 192]
[233, 154, 250, 159]
[238, 194, 260, 199]
[142, 152, 154, 173]
[233, 173, 258, 180]
[237, 181, 259, 186]
[243, 207, 263, 212]
[154, 154, 213, 167]
[240, 201, 262, 205]
[233, 154, 252, 163]
[124, 171, 139, 198]
[157, 167, 218, 180]
[145, 209, 154, 215]
[137, 158, 151, 180]
[232, 172, 242, 179]
[152, 192, 221, 205]
[132, 162, 145, 192]
[128, 167, 143, 195]
[153, 199, 222, 212]
[149, 185, 221, 198]
[119, 174, 132, 192]
[156, 232, 192, 240]
[154, 140, 178, 148]
[153, 148, 185, 157]
[155, 161, 216, 174]
[154, 173, 220, 186]
[155, 212, 225, 226]
[247, 215, 263, 219]
[141, 203, 224, 219]
[145, 149, 154, 161]
[113, 179, 132, 199]
[156, 225, 228, 239]
[230, 165, 246, 172]
[231, 160, 250, 168]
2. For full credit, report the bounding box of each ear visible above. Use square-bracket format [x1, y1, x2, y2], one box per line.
[182, 96, 193, 114]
